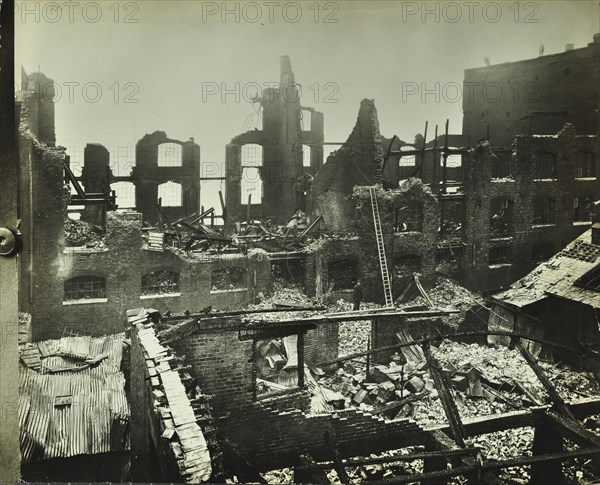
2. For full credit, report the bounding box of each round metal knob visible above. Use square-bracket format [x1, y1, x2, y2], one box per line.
[0, 228, 17, 256]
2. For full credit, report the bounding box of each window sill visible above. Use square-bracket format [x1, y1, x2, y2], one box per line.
[575, 177, 597, 181]
[490, 236, 514, 242]
[491, 178, 515, 183]
[63, 246, 108, 254]
[532, 224, 555, 228]
[394, 231, 423, 236]
[533, 178, 557, 182]
[140, 293, 181, 300]
[63, 298, 108, 306]
[573, 221, 592, 226]
[488, 263, 512, 269]
[210, 288, 248, 294]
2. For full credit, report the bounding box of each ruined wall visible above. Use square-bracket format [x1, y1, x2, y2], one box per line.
[22, 71, 56, 146]
[462, 34, 600, 146]
[167, 319, 427, 472]
[225, 56, 324, 225]
[81, 143, 112, 225]
[313, 99, 384, 233]
[31, 211, 271, 341]
[129, 311, 213, 483]
[463, 126, 599, 291]
[132, 131, 200, 222]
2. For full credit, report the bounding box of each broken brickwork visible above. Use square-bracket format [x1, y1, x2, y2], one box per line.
[160, 313, 430, 474]
[80, 143, 112, 226]
[312, 99, 384, 233]
[225, 56, 324, 224]
[128, 309, 214, 483]
[31, 211, 271, 341]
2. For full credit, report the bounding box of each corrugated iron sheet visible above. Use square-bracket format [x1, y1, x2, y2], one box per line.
[19, 333, 130, 463]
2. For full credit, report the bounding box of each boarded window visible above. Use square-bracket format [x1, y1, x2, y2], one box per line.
[157, 143, 182, 167]
[141, 271, 179, 295]
[394, 204, 423, 232]
[490, 198, 513, 237]
[489, 246, 512, 266]
[111, 181, 136, 209]
[532, 197, 555, 225]
[394, 254, 422, 276]
[64, 275, 106, 301]
[531, 243, 554, 264]
[576, 152, 596, 178]
[158, 181, 182, 207]
[534, 152, 557, 179]
[328, 259, 358, 290]
[211, 267, 248, 291]
[574, 196, 594, 222]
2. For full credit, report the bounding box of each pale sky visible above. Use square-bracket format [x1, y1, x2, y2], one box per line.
[15, 1, 600, 208]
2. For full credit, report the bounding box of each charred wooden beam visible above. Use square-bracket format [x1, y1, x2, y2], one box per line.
[422, 342, 466, 447]
[325, 430, 351, 484]
[513, 340, 575, 419]
[543, 410, 600, 448]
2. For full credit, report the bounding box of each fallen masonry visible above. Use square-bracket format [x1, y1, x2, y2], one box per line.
[121, 299, 600, 484]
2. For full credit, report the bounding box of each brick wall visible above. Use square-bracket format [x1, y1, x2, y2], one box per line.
[30, 211, 271, 341]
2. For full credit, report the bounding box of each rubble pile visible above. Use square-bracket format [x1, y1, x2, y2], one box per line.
[333, 299, 382, 358]
[64, 217, 105, 248]
[540, 360, 600, 401]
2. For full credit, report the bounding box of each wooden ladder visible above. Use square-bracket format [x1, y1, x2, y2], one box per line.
[369, 187, 394, 308]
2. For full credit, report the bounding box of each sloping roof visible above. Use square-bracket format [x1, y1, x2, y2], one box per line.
[493, 229, 600, 310]
[19, 333, 129, 463]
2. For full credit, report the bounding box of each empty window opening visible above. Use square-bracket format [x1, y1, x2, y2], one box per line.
[301, 110, 312, 130]
[489, 246, 512, 266]
[574, 196, 594, 222]
[394, 254, 422, 276]
[531, 243, 554, 264]
[492, 152, 513, 179]
[241, 144, 263, 205]
[535, 152, 557, 179]
[211, 266, 248, 291]
[490, 198, 514, 237]
[157, 142, 183, 167]
[575, 263, 600, 292]
[576, 152, 596, 178]
[328, 259, 358, 290]
[302, 145, 311, 167]
[254, 335, 303, 399]
[158, 181, 182, 207]
[533, 197, 555, 225]
[241, 167, 263, 204]
[394, 204, 423, 232]
[398, 146, 416, 179]
[440, 200, 465, 237]
[436, 250, 462, 275]
[141, 270, 179, 296]
[64, 275, 106, 301]
[271, 259, 305, 287]
[111, 181, 136, 209]
[241, 144, 263, 167]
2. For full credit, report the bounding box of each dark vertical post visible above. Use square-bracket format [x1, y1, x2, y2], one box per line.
[251, 339, 258, 401]
[297, 332, 305, 388]
[0, 0, 21, 480]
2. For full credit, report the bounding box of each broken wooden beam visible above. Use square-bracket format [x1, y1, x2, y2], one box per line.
[422, 342, 466, 448]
